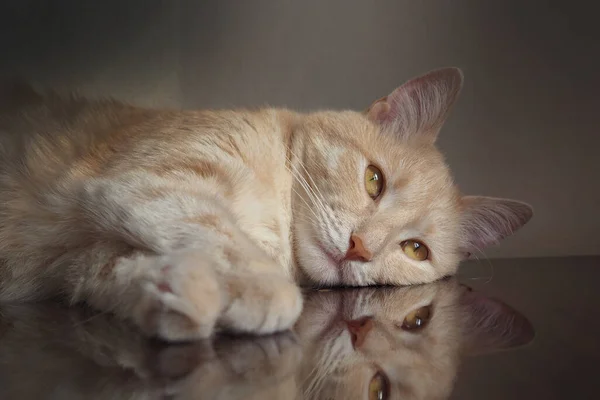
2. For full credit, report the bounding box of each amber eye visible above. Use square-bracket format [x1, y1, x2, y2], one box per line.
[400, 239, 429, 261]
[368, 371, 390, 400]
[365, 165, 384, 199]
[401, 305, 432, 331]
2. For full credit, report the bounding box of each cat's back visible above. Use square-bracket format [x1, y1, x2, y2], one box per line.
[0, 84, 292, 180]
[0, 84, 152, 174]
[0, 85, 295, 266]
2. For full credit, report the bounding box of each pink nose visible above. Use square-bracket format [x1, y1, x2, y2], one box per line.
[346, 316, 374, 349]
[344, 234, 372, 262]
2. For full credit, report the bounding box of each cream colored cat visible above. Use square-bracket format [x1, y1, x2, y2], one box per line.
[0, 68, 532, 341]
[0, 279, 533, 400]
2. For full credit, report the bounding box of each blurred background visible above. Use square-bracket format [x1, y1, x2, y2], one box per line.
[0, 0, 598, 259]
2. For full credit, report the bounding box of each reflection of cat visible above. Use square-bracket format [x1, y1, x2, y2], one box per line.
[0, 68, 532, 341]
[0, 303, 301, 400]
[0, 279, 532, 399]
[295, 279, 534, 399]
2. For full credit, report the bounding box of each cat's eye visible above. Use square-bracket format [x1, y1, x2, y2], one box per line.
[364, 165, 384, 200]
[401, 305, 432, 331]
[400, 239, 429, 261]
[368, 371, 390, 400]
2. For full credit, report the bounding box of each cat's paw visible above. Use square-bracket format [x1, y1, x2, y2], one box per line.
[131, 251, 303, 342]
[218, 270, 303, 336]
[132, 252, 225, 341]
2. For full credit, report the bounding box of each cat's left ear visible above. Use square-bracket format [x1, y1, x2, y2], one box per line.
[459, 196, 533, 258]
[365, 67, 463, 143]
[459, 286, 534, 356]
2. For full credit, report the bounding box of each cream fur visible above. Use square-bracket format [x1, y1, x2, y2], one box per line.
[0, 68, 533, 341]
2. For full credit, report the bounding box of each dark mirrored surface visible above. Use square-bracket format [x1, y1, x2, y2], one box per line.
[0, 256, 597, 399]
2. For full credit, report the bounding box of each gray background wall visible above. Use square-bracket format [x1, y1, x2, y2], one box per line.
[1, 0, 598, 258]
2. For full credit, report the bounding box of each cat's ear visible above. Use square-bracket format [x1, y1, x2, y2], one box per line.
[365, 67, 463, 143]
[459, 196, 533, 257]
[459, 286, 534, 355]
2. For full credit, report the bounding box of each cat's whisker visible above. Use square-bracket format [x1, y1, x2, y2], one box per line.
[285, 151, 328, 220]
[305, 338, 345, 398]
[291, 165, 324, 214]
[288, 148, 328, 214]
[291, 188, 320, 223]
[287, 174, 321, 223]
[461, 246, 495, 283]
[471, 247, 495, 284]
[284, 160, 320, 219]
[300, 358, 323, 391]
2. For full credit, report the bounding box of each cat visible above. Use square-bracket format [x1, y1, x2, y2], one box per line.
[0, 278, 533, 400]
[0, 67, 533, 341]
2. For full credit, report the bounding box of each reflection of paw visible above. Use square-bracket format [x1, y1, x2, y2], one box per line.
[139, 341, 214, 383]
[131, 251, 303, 342]
[214, 333, 302, 382]
[174, 333, 302, 399]
[133, 252, 224, 342]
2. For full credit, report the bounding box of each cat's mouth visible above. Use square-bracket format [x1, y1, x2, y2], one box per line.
[316, 243, 348, 276]
[313, 242, 368, 286]
[319, 245, 342, 267]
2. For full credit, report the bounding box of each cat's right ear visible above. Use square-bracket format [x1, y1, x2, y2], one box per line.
[365, 67, 463, 143]
[458, 196, 533, 258]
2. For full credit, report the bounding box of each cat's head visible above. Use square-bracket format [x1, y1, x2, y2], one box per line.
[292, 67, 533, 286]
[294, 280, 534, 399]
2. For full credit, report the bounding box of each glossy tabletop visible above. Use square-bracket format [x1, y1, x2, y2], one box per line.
[0, 256, 597, 399]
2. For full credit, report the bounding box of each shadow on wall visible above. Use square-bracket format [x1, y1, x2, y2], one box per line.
[0, 0, 189, 106]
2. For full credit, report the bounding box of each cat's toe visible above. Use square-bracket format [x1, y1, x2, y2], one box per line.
[219, 273, 303, 335]
[134, 254, 224, 341]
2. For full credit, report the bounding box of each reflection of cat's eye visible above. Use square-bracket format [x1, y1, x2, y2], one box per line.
[368, 371, 390, 400]
[365, 165, 384, 200]
[401, 305, 432, 331]
[400, 239, 429, 261]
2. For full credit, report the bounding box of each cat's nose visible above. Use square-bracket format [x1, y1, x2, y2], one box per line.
[346, 316, 374, 349]
[344, 234, 372, 262]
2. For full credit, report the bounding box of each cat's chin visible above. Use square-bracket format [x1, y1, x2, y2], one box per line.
[297, 240, 344, 286]
[298, 241, 370, 287]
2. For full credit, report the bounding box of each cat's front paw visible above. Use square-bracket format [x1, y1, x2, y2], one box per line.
[133, 251, 225, 341]
[132, 251, 303, 342]
[218, 269, 304, 336]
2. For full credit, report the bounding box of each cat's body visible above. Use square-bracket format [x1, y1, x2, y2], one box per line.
[0, 68, 533, 341]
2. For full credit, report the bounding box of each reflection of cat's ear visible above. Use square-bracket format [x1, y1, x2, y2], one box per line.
[460, 287, 534, 355]
[459, 196, 533, 257]
[365, 67, 463, 143]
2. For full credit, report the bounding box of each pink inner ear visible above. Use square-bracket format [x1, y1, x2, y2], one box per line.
[367, 100, 391, 123]
[365, 67, 464, 142]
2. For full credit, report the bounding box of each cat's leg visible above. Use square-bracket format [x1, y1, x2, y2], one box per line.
[60, 175, 302, 341]
[68, 246, 302, 341]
